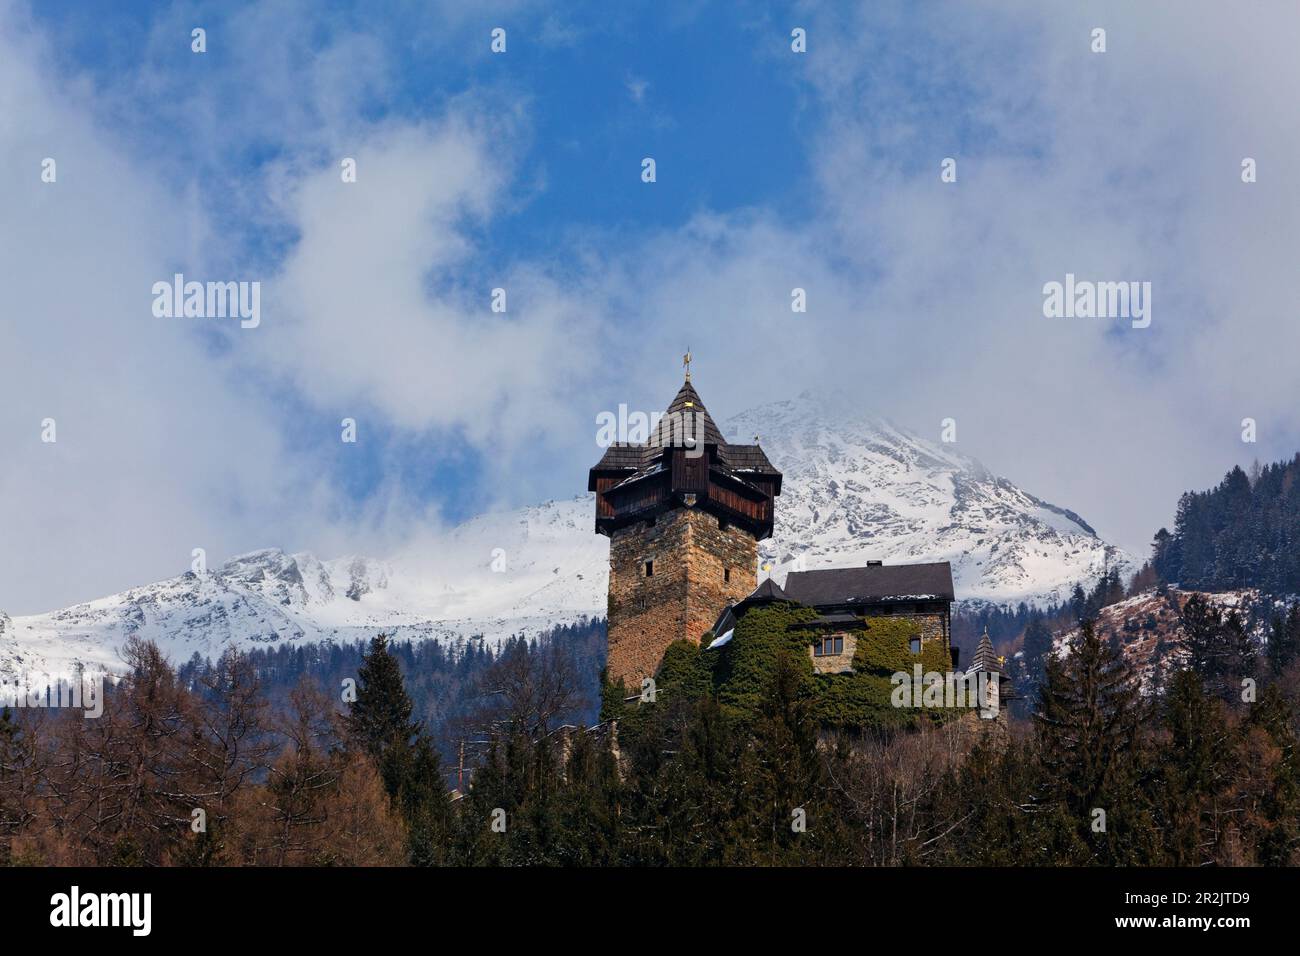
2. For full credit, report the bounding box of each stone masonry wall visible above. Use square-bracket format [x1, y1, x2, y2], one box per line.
[809, 631, 858, 674]
[682, 509, 758, 651]
[606, 506, 758, 688]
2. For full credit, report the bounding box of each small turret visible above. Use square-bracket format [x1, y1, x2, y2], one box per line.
[969, 627, 1005, 718]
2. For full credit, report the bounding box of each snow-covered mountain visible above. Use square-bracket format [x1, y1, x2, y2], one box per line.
[736, 393, 1134, 608]
[0, 392, 1132, 680]
[0, 500, 607, 682]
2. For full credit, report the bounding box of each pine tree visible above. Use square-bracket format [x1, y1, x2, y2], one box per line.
[1161, 453, 1300, 594]
[1156, 670, 1234, 865]
[344, 634, 420, 764]
[1221, 610, 1258, 698]
[1239, 687, 1300, 864]
[343, 633, 450, 864]
[1034, 620, 1153, 863]
[1070, 583, 1087, 622]
[730, 650, 831, 865]
[1267, 602, 1300, 675]
[617, 676, 740, 865]
[554, 724, 622, 865]
[1021, 618, 1054, 691]
[1181, 596, 1256, 701]
[1180, 594, 1224, 694]
[1152, 526, 1180, 583]
[396, 734, 453, 866]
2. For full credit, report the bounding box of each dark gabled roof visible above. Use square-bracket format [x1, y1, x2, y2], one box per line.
[748, 577, 790, 602]
[731, 577, 793, 617]
[710, 603, 739, 641]
[781, 562, 955, 606]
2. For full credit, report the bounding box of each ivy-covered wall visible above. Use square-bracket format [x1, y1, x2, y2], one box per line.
[813, 615, 954, 728]
[678, 604, 959, 729]
[603, 602, 965, 731]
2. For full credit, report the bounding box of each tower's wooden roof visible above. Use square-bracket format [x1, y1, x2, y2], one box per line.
[649, 379, 727, 448]
[589, 377, 782, 538]
[589, 380, 781, 488]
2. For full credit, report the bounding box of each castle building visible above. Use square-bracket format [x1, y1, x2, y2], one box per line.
[589, 367, 781, 687]
[709, 563, 955, 675]
[590, 367, 971, 691]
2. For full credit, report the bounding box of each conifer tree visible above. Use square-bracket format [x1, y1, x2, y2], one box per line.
[1156, 670, 1234, 865]
[1181, 597, 1257, 701]
[1069, 583, 1087, 622]
[619, 692, 739, 866]
[554, 725, 622, 866]
[731, 650, 829, 865]
[1021, 618, 1054, 691]
[343, 633, 450, 864]
[1267, 602, 1300, 675]
[1034, 620, 1152, 862]
[397, 734, 453, 866]
[344, 634, 420, 764]
[1221, 610, 1258, 696]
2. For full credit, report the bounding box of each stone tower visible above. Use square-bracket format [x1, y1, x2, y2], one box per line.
[589, 369, 781, 688]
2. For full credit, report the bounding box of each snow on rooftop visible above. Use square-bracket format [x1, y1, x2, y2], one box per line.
[706, 628, 734, 650]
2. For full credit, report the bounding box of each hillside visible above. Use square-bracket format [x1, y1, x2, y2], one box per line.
[1053, 586, 1286, 689]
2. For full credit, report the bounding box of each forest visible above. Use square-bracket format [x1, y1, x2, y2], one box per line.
[1150, 455, 1300, 593]
[5, 453, 1300, 867]
[2, 599, 1296, 866]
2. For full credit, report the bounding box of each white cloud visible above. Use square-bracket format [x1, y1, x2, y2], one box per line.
[0, 0, 599, 613]
[4, 0, 1298, 615]
[589, 0, 1300, 557]
[625, 74, 649, 104]
[0, 4, 340, 613]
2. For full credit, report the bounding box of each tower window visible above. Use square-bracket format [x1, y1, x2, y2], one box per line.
[644, 560, 653, 577]
[724, 568, 731, 583]
[910, 637, 921, 654]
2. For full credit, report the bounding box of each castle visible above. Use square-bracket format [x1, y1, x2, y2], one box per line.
[590, 366, 982, 693]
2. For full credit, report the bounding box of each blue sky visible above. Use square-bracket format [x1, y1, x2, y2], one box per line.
[3, 0, 1299, 612]
[30, 2, 821, 246]
[20, 0, 824, 521]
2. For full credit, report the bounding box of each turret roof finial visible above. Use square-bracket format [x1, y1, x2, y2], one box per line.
[683, 349, 692, 382]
